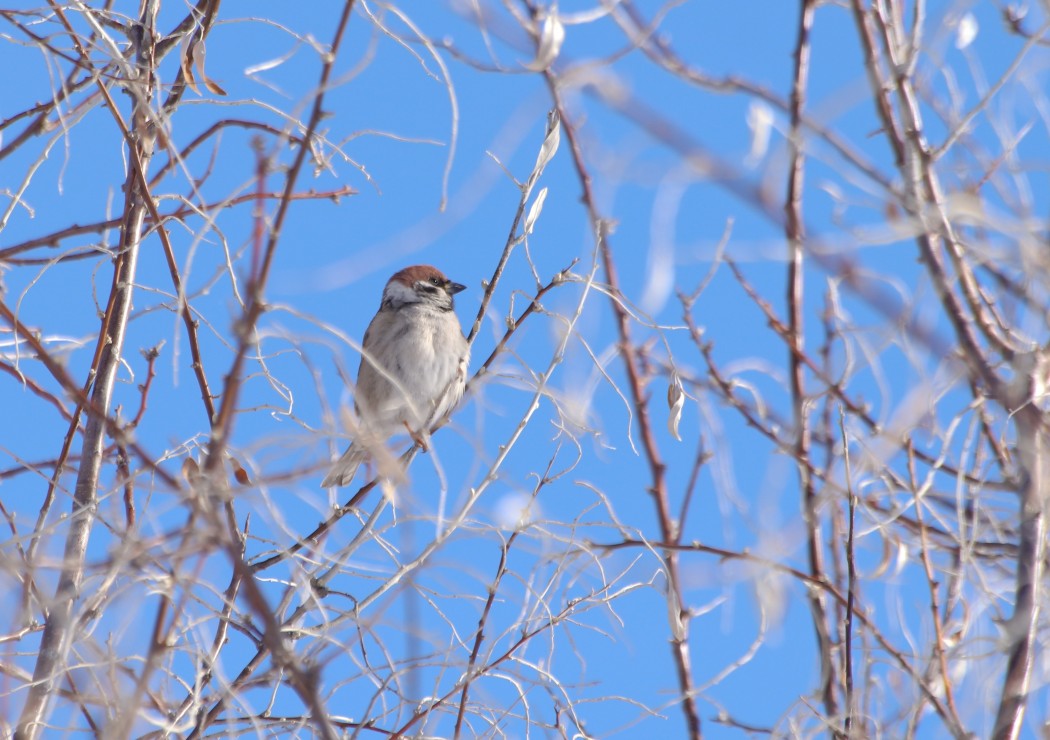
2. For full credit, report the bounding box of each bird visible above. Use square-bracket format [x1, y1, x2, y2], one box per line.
[321, 265, 470, 488]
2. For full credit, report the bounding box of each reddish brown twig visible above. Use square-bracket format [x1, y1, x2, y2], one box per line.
[0, 358, 73, 423]
[186, 5, 360, 739]
[905, 442, 962, 728]
[530, 12, 704, 734]
[784, 1, 840, 728]
[129, 344, 161, 430]
[453, 457, 554, 739]
[840, 409, 858, 736]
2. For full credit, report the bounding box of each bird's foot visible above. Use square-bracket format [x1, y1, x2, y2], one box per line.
[403, 421, 429, 452]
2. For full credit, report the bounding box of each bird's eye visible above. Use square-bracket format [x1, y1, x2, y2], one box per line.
[430, 277, 441, 286]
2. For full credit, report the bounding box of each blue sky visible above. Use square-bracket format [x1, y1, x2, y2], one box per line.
[3, 0, 1048, 737]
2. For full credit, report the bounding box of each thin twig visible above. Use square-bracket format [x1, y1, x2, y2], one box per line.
[905, 441, 963, 729]
[785, 0, 839, 726]
[840, 407, 857, 737]
[532, 14, 703, 736]
[188, 5, 361, 738]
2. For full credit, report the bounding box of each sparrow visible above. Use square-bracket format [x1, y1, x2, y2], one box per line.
[321, 265, 470, 488]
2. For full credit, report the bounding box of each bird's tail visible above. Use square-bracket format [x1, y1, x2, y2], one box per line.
[321, 443, 367, 488]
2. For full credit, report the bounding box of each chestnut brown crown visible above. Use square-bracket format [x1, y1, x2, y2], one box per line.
[382, 264, 466, 310]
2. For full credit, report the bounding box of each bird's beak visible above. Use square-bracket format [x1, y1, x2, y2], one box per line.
[447, 281, 466, 295]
